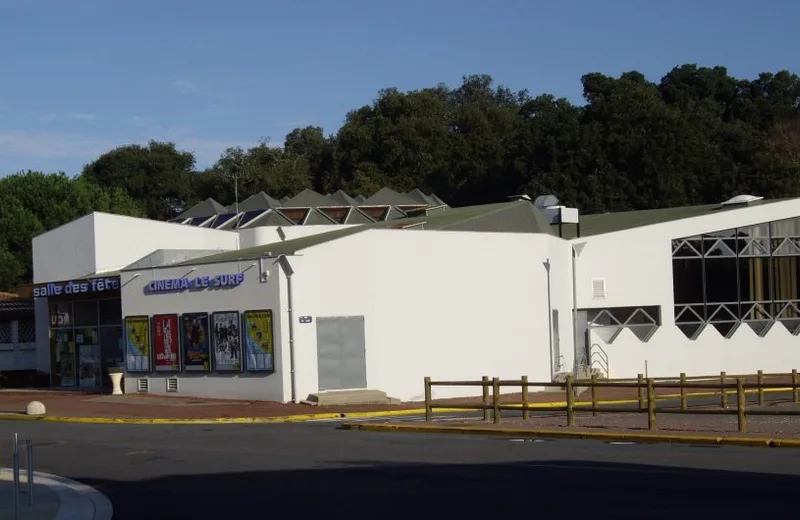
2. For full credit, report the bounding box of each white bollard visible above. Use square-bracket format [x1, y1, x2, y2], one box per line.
[26, 401, 46, 416]
[110, 372, 124, 395]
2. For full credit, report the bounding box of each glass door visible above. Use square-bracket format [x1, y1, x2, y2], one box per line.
[52, 329, 76, 387]
[76, 328, 101, 387]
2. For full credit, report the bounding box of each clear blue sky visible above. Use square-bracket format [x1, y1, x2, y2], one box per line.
[0, 0, 796, 177]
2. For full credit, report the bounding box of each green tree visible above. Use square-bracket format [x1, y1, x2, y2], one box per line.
[81, 140, 196, 220]
[0, 171, 144, 290]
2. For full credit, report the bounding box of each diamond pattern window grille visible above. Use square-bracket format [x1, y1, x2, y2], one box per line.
[672, 218, 800, 340]
[587, 306, 660, 344]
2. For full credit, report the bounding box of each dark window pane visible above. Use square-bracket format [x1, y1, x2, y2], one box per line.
[672, 259, 704, 304]
[99, 299, 122, 326]
[704, 258, 738, 304]
[73, 301, 98, 327]
[99, 326, 124, 368]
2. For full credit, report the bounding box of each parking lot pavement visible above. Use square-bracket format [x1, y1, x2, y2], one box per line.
[0, 419, 798, 519]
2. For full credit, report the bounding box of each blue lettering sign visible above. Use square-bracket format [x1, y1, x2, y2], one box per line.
[33, 278, 121, 298]
[147, 273, 245, 294]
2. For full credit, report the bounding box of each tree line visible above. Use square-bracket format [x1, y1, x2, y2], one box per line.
[1, 63, 799, 290]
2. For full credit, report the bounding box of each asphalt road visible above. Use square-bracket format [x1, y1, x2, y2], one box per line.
[0, 419, 798, 519]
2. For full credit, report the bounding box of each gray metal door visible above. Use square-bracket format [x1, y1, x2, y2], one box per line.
[316, 316, 367, 391]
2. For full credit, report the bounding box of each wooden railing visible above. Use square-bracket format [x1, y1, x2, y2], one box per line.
[423, 369, 800, 433]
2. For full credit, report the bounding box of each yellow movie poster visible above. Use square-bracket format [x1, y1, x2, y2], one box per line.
[125, 316, 151, 372]
[243, 310, 274, 371]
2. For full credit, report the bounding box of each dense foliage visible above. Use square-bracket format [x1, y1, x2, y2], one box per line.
[1, 64, 799, 290]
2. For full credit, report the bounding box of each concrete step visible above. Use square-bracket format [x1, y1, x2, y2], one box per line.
[304, 389, 401, 406]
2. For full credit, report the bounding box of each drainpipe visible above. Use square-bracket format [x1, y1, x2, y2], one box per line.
[571, 246, 579, 377]
[571, 243, 586, 376]
[278, 255, 298, 403]
[543, 259, 554, 381]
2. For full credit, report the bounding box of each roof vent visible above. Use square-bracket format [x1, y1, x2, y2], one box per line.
[534, 194, 560, 209]
[720, 194, 764, 207]
[507, 194, 532, 202]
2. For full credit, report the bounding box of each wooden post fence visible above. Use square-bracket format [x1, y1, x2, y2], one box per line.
[424, 376, 432, 422]
[521, 375, 530, 420]
[566, 375, 575, 426]
[737, 377, 746, 433]
[492, 377, 501, 424]
[482, 375, 490, 422]
[647, 378, 656, 430]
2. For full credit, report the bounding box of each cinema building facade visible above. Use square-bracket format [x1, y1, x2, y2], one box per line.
[21, 187, 800, 402]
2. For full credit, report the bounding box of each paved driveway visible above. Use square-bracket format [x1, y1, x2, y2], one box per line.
[0, 420, 798, 519]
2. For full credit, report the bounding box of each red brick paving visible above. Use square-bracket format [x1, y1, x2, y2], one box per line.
[0, 392, 420, 419]
[0, 373, 793, 420]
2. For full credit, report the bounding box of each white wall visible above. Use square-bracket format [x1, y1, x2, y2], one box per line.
[574, 198, 800, 321]
[33, 213, 240, 283]
[576, 198, 800, 379]
[119, 260, 285, 401]
[591, 323, 800, 379]
[285, 229, 573, 402]
[33, 214, 97, 283]
[238, 225, 355, 249]
[93, 213, 239, 275]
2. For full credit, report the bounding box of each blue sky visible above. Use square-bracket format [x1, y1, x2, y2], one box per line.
[0, 0, 796, 177]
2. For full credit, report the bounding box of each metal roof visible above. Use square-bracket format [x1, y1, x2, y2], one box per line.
[555, 199, 784, 238]
[179, 200, 553, 266]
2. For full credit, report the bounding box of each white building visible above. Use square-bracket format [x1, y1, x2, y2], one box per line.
[23, 188, 800, 402]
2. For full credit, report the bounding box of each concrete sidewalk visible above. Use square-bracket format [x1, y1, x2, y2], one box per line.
[0, 468, 112, 520]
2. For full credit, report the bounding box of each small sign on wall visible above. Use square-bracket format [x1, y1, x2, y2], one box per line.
[299, 316, 313, 324]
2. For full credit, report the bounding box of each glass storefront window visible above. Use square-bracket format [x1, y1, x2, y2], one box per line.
[50, 302, 72, 328]
[99, 299, 122, 326]
[50, 297, 123, 389]
[74, 301, 98, 327]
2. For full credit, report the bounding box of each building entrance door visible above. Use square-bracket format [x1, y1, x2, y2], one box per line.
[316, 316, 367, 391]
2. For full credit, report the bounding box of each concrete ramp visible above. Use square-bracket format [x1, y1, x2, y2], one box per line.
[305, 389, 400, 406]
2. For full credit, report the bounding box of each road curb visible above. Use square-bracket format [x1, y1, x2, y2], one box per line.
[0, 407, 469, 425]
[0, 468, 113, 520]
[339, 422, 800, 448]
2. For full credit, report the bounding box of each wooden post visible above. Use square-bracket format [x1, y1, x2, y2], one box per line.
[492, 377, 501, 424]
[792, 369, 798, 404]
[637, 373, 645, 410]
[566, 375, 575, 426]
[720, 371, 727, 409]
[647, 378, 656, 431]
[590, 373, 598, 417]
[521, 375, 530, 420]
[679, 372, 687, 411]
[424, 376, 432, 422]
[737, 377, 746, 433]
[757, 370, 764, 406]
[481, 375, 490, 422]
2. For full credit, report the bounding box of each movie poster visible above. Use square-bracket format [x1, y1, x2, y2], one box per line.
[211, 311, 242, 372]
[181, 312, 211, 372]
[153, 314, 180, 372]
[243, 310, 274, 372]
[124, 316, 151, 372]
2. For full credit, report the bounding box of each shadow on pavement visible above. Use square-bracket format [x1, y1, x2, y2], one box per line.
[76, 460, 799, 519]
